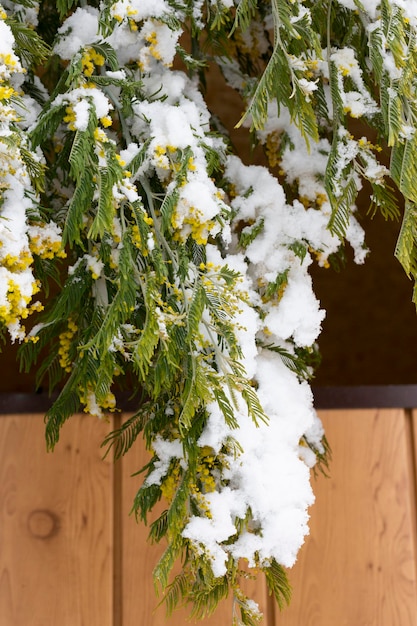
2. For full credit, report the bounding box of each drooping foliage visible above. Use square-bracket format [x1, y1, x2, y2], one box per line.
[1, 0, 416, 623]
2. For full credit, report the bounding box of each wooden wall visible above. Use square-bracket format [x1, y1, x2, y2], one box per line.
[1, 408, 417, 625]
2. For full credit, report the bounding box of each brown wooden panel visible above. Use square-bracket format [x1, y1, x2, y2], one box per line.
[0, 414, 113, 626]
[277, 409, 417, 626]
[120, 421, 271, 625]
[409, 411, 417, 558]
[412, 411, 417, 491]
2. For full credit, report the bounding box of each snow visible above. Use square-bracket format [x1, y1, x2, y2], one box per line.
[184, 352, 316, 575]
[54, 7, 100, 58]
[264, 272, 325, 347]
[110, 0, 169, 22]
[144, 436, 184, 486]
[54, 87, 111, 131]
[0, 20, 15, 54]
[4, 0, 411, 606]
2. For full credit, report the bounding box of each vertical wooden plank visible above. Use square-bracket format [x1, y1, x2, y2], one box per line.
[409, 410, 417, 590]
[120, 421, 270, 625]
[0, 414, 113, 626]
[277, 409, 417, 626]
[411, 410, 417, 493]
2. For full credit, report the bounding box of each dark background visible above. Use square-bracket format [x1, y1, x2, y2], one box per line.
[311, 211, 417, 385]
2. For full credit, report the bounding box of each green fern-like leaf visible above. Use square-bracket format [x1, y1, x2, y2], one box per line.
[212, 386, 239, 429]
[7, 18, 50, 66]
[44, 380, 82, 450]
[326, 130, 359, 238]
[30, 104, 66, 148]
[189, 574, 230, 619]
[102, 411, 145, 460]
[241, 383, 268, 426]
[186, 283, 206, 342]
[395, 200, 417, 279]
[391, 135, 417, 204]
[69, 117, 97, 179]
[133, 482, 162, 525]
[178, 356, 201, 432]
[368, 180, 401, 221]
[380, 79, 405, 147]
[163, 571, 189, 616]
[91, 41, 119, 71]
[63, 167, 95, 245]
[232, 0, 258, 33]
[56, 0, 79, 18]
[149, 509, 169, 544]
[88, 166, 117, 239]
[153, 537, 184, 591]
[263, 558, 291, 610]
[131, 279, 160, 380]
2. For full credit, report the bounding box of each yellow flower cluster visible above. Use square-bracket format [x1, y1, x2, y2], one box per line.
[145, 30, 162, 62]
[100, 115, 112, 128]
[0, 279, 42, 332]
[187, 218, 212, 246]
[358, 137, 382, 152]
[111, 3, 138, 23]
[160, 462, 181, 502]
[131, 224, 147, 255]
[313, 251, 330, 269]
[199, 264, 245, 325]
[2, 249, 33, 272]
[28, 227, 66, 260]
[0, 85, 17, 101]
[81, 47, 105, 77]
[0, 146, 19, 190]
[153, 144, 173, 170]
[265, 131, 281, 169]
[196, 449, 216, 493]
[94, 126, 107, 143]
[187, 449, 219, 519]
[171, 207, 214, 246]
[98, 390, 116, 410]
[85, 251, 104, 280]
[191, 487, 212, 519]
[0, 50, 23, 80]
[63, 105, 76, 131]
[130, 211, 154, 254]
[58, 318, 78, 372]
[299, 191, 328, 210]
[79, 384, 117, 417]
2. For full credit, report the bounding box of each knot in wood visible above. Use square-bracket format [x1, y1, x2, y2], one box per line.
[27, 509, 60, 540]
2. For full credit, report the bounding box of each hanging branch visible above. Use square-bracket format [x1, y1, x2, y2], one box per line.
[1, 1, 417, 623]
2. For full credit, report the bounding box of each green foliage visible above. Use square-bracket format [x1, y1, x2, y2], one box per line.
[4, 0, 417, 623]
[263, 558, 292, 610]
[395, 200, 417, 305]
[6, 17, 50, 66]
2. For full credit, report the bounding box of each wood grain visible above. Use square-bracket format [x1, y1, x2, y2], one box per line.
[277, 409, 417, 626]
[2, 408, 416, 626]
[119, 417, 271, 625]
[0, 414, 113, 626]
